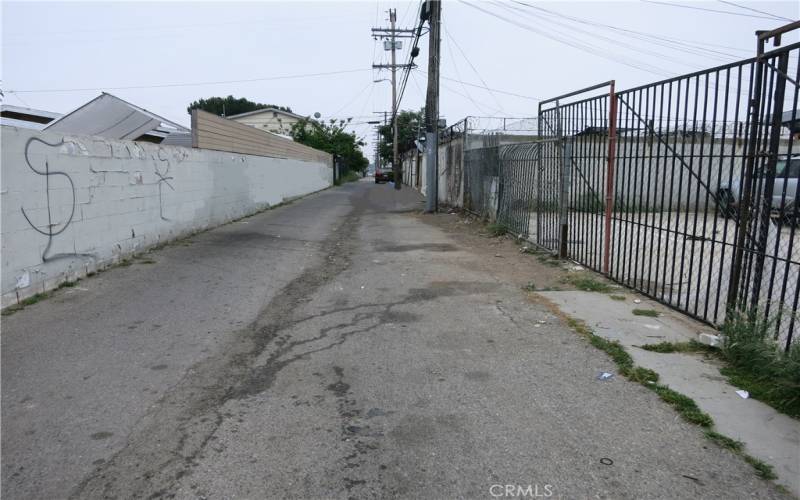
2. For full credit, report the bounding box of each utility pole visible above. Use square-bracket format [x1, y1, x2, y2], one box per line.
[424, 0, 441, 212]
[372, 12, 416, 191]
[390, 9, 400, 190]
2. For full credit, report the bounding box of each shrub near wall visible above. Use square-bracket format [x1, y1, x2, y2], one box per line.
[0, 126, 333, 307]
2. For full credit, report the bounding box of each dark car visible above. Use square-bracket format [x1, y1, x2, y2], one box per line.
[375, 168, 394, 184]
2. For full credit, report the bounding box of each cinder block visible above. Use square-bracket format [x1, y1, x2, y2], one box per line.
[698, 332, 722, 347]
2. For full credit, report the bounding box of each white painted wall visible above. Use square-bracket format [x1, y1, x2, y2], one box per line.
[1, 126, 332, 307]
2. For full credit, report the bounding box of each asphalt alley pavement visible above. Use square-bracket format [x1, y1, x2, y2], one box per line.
[1, 180, 788, 499]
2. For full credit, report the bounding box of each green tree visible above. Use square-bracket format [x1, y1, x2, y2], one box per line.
[378, 108, 424, 164]
[290, 118, 369, 174]
[186, 95, 292, 116]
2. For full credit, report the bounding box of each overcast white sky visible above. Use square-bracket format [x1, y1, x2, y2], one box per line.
[2, 1, 798, 158]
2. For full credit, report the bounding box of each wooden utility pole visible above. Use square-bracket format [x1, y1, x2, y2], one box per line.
[390, 9, 400, 190]
[424, 0, 441, 212]
[372, 14, 415, 190]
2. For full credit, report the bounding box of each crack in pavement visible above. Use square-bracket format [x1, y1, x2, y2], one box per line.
[70, 204, 364, 500]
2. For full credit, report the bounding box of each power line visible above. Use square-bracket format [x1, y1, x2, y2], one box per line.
[495, 0, 717, 69]
[459, 0, 673, 77]
[418, 70, 542, 101]
[640, 0, 789, 20]
[6, 68, 373, 94]
[393, 1, 426, 113]
[443, 25, 506, 113]
[716, 0, 795, 22]
[331, 81, 375, 117]
[442, 30, 499, 116]
[508, 0, 748, 60]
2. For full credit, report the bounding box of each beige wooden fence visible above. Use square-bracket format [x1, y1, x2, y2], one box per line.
[191, 109, 331, 165]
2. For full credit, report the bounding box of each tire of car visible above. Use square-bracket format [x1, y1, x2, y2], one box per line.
[717, 189, 738, 219]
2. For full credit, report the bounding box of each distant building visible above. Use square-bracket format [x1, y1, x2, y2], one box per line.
[44, 93, 189, 143]
[227, 108, 306, 136]
[1, 104, 62, 130]
[1, 95, 189, 144]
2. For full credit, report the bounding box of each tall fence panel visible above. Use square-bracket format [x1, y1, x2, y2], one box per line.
[532, 41, 800, 351]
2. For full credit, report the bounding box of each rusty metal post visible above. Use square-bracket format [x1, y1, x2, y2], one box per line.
[603, 81, 617, 275]
[559, 138, 573, 258]
[727, 35, 767, 312]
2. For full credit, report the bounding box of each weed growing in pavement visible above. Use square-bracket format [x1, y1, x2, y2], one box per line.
[563, 274, 613, 293]
[720, 313, 800, 419]
[641, 314, 800, 419]
[742, 454, 779, 480]
[522, 282, 537, 292]
[703, 430, 743, 452]
[486, 222, 508, 237]
[557, 312, 776, 482]
[632, 308, 660, 317]
[609, 294, 626, 301]
[640, 341, 713, 354]
[649, 384, 713, 427]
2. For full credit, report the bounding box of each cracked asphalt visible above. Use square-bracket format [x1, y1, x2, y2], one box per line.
[1, 180, 787, 499]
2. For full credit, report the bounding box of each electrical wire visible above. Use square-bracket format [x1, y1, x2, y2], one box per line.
[717, 0, 795, 22]
[459, 0, 673, 77]
[442, 29, 499, 116]
[418, 70, 542, 101]
[393, 1, 426, 115]
[7, 68, 373, 94]
[494, 0, 712, 69]
[443, 24, 506, 113]
[331, 81, 375, 117]
[640, 0, 790, 20]
[506, 0, 745, 61]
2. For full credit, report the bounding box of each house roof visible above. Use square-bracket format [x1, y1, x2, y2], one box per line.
[44, 92, 189, 140]
[226, 107, 305, 121]
[0, 104, 63, 120]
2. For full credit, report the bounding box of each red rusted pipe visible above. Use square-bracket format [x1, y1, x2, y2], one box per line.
[603, 81, 617, 276]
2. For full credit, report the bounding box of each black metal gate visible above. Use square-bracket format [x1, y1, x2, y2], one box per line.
[533, 31, 800, 351]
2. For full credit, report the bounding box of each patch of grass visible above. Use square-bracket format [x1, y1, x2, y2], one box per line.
[118, 259, 133, 267]
[522, 282, 536, 292]
[703, 430, 777, 480]
[648, 384, 713, 427]
[2, 292, 50, 316]
[640, 340, 713, 354]
[137, 258, 157, 264]
[609, 294, 626, 301]
[555, 308, 778, 483]
[486, 222, 508, 237]
[742, 454, 778, 480]
[632, 308, 660, 317]
[704, 430, 744, 452]
[563, 274, 613, 293]
[21, 292, 48, 306]
[537, 255, 561, 267]
[720, 313, 800, 419]
[58, 280, 78, 289]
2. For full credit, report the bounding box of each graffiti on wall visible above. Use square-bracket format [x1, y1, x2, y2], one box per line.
[19, 137, 82, 262]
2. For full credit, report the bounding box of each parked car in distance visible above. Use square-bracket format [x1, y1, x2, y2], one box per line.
[717, 154, 800, 222]
[375, 168, 394, 184]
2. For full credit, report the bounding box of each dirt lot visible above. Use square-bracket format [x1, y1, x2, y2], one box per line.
[415, 209, 621, 295]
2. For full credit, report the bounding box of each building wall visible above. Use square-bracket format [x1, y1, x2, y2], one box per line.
[230, 111, 301, 135]
[1, 126, 332, 307]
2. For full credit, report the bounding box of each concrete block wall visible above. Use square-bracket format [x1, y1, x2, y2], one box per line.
[1, 126, 332, 307]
